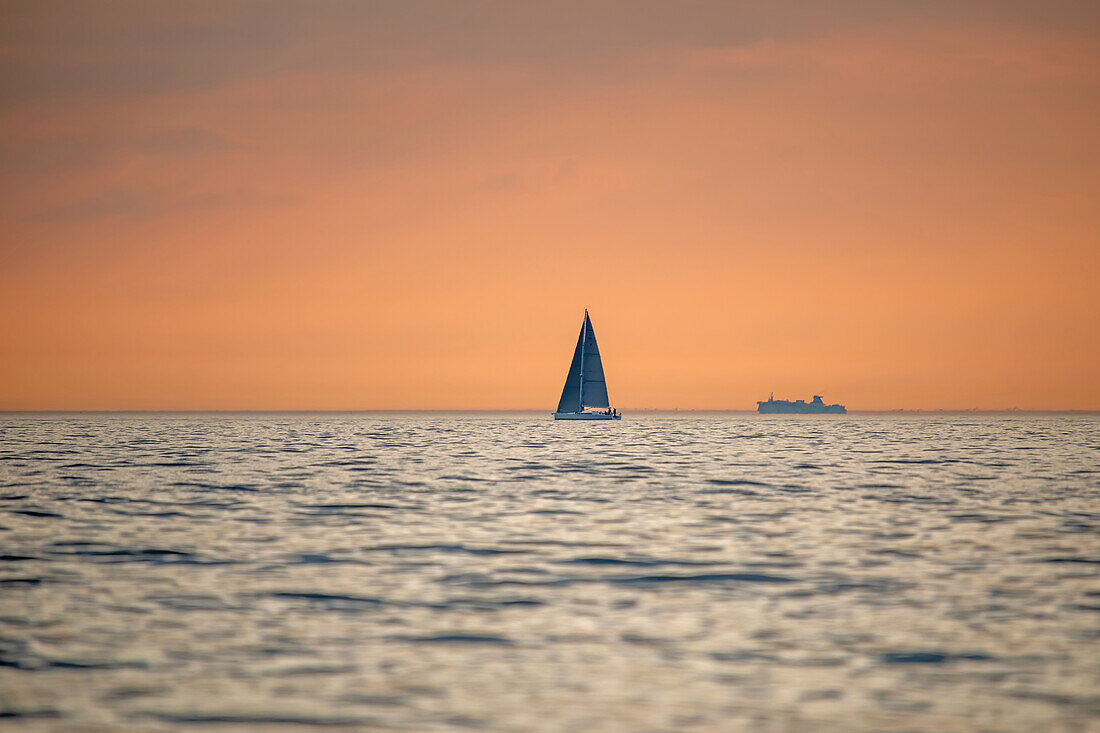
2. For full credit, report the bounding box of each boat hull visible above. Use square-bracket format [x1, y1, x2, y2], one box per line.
[553, 412, 621, 420]
[758, 404, 846, 414]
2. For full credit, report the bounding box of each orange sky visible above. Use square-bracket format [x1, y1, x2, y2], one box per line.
[1, 1, 1098, 410]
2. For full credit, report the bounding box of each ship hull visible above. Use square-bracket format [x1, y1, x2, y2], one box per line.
[757, 403, 846, 414]
[553, 412, 621, 420]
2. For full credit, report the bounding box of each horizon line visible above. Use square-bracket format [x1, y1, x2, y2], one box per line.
[2, 408, 1099, 415]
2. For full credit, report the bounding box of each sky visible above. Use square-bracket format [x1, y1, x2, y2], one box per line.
[1, 1, 1098, 410]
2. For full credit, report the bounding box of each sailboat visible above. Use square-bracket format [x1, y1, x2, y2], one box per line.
[553, 310, 621, 420]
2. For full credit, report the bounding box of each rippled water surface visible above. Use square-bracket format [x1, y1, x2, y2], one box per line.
[1, 413, 1098, 731]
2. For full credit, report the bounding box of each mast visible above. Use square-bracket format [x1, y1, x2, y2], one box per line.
[578, 309, 587, 410]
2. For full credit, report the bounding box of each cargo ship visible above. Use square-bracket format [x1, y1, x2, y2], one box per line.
[757, 394, 846, 414]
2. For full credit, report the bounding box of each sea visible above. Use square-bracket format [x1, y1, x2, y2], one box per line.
[0, 413, 1097, 732]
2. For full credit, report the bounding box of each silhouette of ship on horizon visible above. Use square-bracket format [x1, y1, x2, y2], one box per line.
[757, 394, 846, 414]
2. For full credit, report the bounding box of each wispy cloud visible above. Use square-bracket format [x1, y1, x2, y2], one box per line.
[0, 124, 237, 176]
[6, 1, 1094, 108]
[26, 185, 295, 223]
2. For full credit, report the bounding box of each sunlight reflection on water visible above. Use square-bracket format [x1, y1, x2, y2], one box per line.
[0, 413, 1098, 731]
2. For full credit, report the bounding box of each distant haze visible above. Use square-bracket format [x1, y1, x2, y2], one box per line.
[1, 1, 1098, 410]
